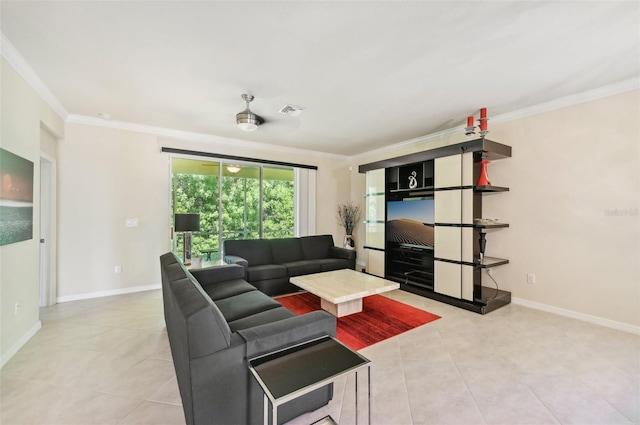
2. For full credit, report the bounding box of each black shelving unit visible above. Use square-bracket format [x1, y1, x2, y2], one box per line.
[475, 185, 509, 193]
[360, 138, 512, 314]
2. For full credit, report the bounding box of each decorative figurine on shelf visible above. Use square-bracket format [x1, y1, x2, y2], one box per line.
[408, 171, 418, 189]
[478, 232, 487, 263]
[337, 202, 362, 250]
[477, 160, 491, 186]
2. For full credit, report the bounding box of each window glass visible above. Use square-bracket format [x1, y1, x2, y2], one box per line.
[171, 158, 296, 261]
[262, 167, 294, 238]
[172, 158, 220, 259]
[221, 164, 260, 240]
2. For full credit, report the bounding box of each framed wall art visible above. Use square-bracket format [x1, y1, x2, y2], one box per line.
[0, 148, 34, 246]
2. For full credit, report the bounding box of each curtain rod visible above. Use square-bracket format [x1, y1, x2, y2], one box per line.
[161, 147, 318, 170]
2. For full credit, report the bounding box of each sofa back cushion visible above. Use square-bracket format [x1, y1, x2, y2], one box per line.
[270, 238, 304, 264]
[161, 253, 232, 356]
[300, 234, 334, 260]
[166, 277, 232, 357]
[224, 239, 273, 266]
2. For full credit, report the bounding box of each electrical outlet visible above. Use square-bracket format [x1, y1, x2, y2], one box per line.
[114, 265, 122, 274]
[486, 268, 493, 276]
[527, 273, 536, 284]
[14, 302, 20, 316]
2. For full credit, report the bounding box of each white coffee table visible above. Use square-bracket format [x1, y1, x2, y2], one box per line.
[290, 269, 399, 317]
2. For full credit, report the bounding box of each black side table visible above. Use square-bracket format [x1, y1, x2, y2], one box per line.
[249, 335, 372, 425]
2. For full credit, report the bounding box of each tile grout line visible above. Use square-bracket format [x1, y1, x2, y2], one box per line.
[448, 350, 489, 425]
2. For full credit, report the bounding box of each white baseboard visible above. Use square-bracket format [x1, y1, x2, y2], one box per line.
[0, 320, 42, 369]
[56, 283, 161, 303]
[511, 297, 640, 335]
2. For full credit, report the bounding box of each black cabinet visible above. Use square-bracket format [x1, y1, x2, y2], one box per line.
[386, 245, 434, 290]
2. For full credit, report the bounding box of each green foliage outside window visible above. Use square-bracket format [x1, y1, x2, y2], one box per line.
[172, 159, 294, 260]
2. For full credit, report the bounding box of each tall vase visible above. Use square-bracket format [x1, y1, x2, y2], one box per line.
[476, 160, 491, 186]
[343, 235, 355, 250]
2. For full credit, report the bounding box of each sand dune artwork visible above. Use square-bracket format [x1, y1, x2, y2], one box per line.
[387, 219, 434, 247]
[0, 148, 34, 246]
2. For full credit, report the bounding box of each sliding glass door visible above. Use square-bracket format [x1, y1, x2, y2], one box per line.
[171, 158, 221, 260]
[262, 167, 294, 238]
[171, 157, 295, 261]
[221, 164, 260, 240]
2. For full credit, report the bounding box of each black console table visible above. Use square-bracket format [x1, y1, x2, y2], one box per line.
[249, 336, 371, 425]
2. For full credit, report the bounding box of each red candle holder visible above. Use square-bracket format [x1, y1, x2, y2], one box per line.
[465, 115, 476, 136]
[478, 107, 489, 136]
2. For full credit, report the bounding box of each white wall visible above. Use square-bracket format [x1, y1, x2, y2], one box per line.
[0, 59, 64, 366]
[56, 124, 352, 300]
[351, 89, 640, 329]
[57, 125, 169, 300]
[485, 90, 639, 328]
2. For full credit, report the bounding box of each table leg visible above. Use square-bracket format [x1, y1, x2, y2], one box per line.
[368, 365, 371, 425]
[264, 394, 268, 425]
[321, 298, 363, 317]
[355, 370, 359, 425]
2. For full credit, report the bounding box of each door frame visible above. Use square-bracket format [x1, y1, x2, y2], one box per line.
[39, 153, 57, 307]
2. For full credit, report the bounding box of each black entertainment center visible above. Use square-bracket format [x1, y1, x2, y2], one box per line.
[359, 138, 511, 314]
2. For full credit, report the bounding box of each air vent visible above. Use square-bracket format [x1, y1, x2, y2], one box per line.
[278, 104, 305, 116]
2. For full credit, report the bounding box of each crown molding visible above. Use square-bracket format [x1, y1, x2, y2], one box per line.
[3, 27, 635, 161]
[1, 32, 69, 120]
[349, 127, 462, 164]
[489, 77, 639, 125]
[350, 78, 640, 163]
[66, 114, 349, 161]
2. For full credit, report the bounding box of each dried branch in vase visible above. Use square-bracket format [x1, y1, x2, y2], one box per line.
[337, 202, 362, 235]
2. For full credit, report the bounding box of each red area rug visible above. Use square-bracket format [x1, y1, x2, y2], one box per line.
[277, 292, 440, 350]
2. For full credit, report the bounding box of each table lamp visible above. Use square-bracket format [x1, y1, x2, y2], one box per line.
[174, 213, 200, 265]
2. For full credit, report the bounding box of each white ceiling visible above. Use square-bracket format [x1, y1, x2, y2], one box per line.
[2, 1, 638, 156]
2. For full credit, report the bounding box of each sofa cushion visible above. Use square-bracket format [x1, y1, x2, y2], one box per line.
[281, 260, 322, 277]
[247, 264, 287, 282]
[201, 278, 258, 301]
[224, 239, 273, 266]
[227, 307, 295, 332]
[249, 277, 297, 297]
[270, 238, 304, 264]
[300, 235, 334, 260]
[215, 291, 282, 322]
[315, 258, 352, 272]
[171, 277, 232, 355]
[165, 261, 189, 281]
[190, 264, 245, 284]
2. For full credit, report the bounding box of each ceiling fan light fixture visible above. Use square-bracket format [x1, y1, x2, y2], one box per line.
[226, 165, 241, 173]
[236, 94, 264, 131]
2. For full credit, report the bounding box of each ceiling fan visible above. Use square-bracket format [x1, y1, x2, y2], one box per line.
[236, 94, 264, 131]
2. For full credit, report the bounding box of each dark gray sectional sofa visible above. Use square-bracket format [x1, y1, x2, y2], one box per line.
[223, 234, 356, 296]
[160, 252, 336, 425]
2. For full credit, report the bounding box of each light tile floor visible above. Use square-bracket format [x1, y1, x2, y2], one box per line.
[1, 289, 638, 425]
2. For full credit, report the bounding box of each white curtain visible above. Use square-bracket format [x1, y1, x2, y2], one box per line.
[294, 168, 316, 236]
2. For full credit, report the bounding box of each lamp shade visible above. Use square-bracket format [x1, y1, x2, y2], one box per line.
[174, 213, 200, 232]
